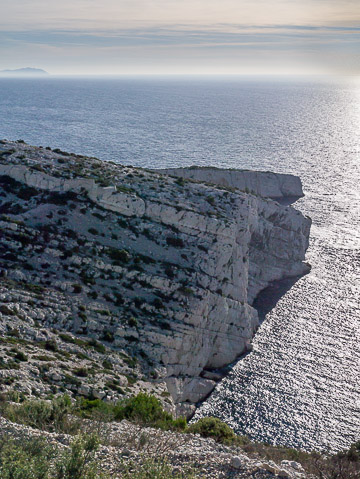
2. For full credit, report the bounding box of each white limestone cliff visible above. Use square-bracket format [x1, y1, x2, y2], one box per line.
[0, 142, 311, 416]
[156, 166, 304, 201]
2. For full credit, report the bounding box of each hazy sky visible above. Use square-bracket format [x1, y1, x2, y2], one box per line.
[1, 0, 359, 75]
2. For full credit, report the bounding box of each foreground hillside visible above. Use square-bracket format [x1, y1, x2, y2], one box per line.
[1, 393, 359, 478]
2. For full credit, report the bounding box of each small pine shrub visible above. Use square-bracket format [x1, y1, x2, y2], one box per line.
[107, 248, 130, 263]
[166, 236, 184, 248]
[44, 339, 58, 352]
[128, 317, 138, 328]
[0, 437, 53, 479]
[0, 433, 105, 479]
[55, 434, 103, 479]
[74, 367, 88, 377]
[73, 284, 83, 294]
[188, 417, 237, 444]
[14, 350, 28, 362]
[102, 359, 113, 370]
[113, 393, 186, 431]
[102, 330, 114, 343]
[2, 395, 72, 432]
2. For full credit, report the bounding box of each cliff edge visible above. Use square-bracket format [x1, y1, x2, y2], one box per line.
[0, 140, 311, 416]
[155, 166, 304, 203]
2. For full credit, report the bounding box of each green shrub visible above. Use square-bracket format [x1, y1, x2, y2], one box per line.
[0, 437, 53, 479]
[114, 393, 186, 431]
[102, 330, 114, 343]
[76, 398, 114, 421]
[72, 284, 83, 294]
[107, 248, 130, 263]
[14, 350, 28, 362]
[55, 433, 104, 479]
[87, 339, 106, 353]
[2, 395, 72, 432]
[114, 393, 165, 424]
[74, 367, 88, 377]
[44, 339, 58, 352]
[0, 433, 105, 479]
[343, 440, 360, 462]
[166, 236, 184, 248]
[175, 177, 186, 186]
[178, 286, 194, 297]
[188, 417, 237, 444]
[128, 317, 138, 328]
[102, 359, 113, 370]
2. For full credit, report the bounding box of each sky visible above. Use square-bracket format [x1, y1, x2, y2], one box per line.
[0, 0, 360, 75]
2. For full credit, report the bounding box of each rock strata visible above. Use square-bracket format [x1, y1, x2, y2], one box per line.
[155, 166, 304, 201]
[0, 140, 311, 415]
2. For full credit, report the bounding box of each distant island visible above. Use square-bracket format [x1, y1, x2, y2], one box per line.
[0, 67, 49, 76]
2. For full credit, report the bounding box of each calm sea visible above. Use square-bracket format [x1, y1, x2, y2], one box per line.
[1, 76, 359, 451]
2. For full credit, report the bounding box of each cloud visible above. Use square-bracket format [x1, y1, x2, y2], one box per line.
[1, 0, 359, 74]
[2, 24, 360, 47]
[2, 0, 360, 30]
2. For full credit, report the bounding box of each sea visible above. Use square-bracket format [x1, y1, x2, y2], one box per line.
[0, 76, 359, 452]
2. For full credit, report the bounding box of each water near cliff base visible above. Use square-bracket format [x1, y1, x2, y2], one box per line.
[0, 76, 359, 452]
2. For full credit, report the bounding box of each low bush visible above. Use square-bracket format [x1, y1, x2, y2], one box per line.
[114, 393, 168, 424]
[0, 437, 54, 479]
[114, 393, 186, 431]
[166, 236, 184, 248]
[0, 433, 104, 479]
[55, 433, 103, 479]
[2, 395, 73, 432]
[14, 350, 28, 362]
[188, 417, 237, 444]
[107, 248, 131, 263]
[74, 393, 186, 431]
[44, 339, 58, 352]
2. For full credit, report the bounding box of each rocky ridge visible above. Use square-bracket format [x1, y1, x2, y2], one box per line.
[0, 140, 311, 416]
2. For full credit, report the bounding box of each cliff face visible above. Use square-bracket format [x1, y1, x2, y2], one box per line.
[0, 141, 311, 416]
[156, 166, 304, 202]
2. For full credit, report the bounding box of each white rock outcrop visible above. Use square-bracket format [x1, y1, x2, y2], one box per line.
[155, 166, 304, 200]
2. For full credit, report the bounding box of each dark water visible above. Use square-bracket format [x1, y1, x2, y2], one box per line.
[1, 76, 359, 451]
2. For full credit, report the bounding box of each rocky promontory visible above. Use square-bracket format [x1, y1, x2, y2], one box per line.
[0, 140, 311, 417]
[156, 166, 304, 203]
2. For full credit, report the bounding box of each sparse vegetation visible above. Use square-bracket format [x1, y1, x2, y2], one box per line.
[121, 457, 198, 479]
[188, 417, 239, 444]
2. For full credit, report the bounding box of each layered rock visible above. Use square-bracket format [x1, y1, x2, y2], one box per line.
[0, 141, 311, 415]
[156, 166, 304, 201]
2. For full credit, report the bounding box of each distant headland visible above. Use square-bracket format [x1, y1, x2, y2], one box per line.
[0, 67, 49, 76]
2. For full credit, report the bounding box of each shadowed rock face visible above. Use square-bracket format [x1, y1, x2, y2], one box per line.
[0, 140, 311, 416]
